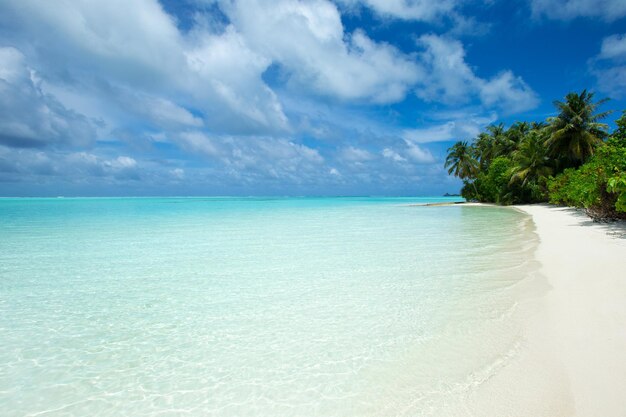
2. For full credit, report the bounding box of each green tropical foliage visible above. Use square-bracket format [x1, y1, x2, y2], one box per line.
[444, 91, 626, 220]
[444, 141, 478, 179]
[549, 122, 626, 219]
[545, 90, 610, 168]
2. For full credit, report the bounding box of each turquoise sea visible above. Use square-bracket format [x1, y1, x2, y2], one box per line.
[0, 197, 539, 416]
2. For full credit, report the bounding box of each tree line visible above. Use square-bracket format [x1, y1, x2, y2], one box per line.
[445, 90, 626, 220]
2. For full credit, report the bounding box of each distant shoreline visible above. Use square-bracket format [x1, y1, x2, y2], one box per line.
[405, 201, 467, 207]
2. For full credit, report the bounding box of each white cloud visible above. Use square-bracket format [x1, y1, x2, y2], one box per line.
[0, 47, 96, 148]
[382, 148, 407, 162]
[0, 47, 25, 82]
[0, 147, 140, 181]
[109, 156, 137, 170]
[381, 143, 434, 165]
[0, 0, 543, 195]
[52, 152, 141, 180]
[0, 0, 289, 135]
[221, 0, 422, 103]
[402, 112, 497, 143]
[177, 131, 220, 157]
[336, 0, 493, 37]
[336, 0, 458, 22]
[598, 33, 626, 61]
[184, 26, 290, 132]
[531, 0, 626, 21]
[591, 33, 626, 98]
[405, 142, 435, 164]
[170, 168, 185, 180]
[415, 35, 538, 113]
[596, 67, 626, 98]
[403, 123, 459, 143]
[340, 146, 375, 162]
[133, 96, 203, 128]
[415, 35, 476, 103]
[479, 71, 539, 114]
[170, 131, 326, 182]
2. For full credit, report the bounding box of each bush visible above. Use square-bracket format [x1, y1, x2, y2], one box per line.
[548, 137, 626, 220]
[479, 157, 514, 204]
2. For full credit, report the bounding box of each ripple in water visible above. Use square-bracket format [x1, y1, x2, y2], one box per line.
[0, 198, 541, 416]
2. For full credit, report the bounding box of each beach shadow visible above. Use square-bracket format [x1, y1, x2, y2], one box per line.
[552, 205, 626, 240]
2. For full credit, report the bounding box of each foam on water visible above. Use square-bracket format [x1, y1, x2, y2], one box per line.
[0, 198, 541, 416]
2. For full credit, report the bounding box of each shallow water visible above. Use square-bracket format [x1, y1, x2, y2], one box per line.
[0, 197, 540, 416]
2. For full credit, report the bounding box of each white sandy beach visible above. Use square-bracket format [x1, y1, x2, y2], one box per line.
[513, 204, 626, 417]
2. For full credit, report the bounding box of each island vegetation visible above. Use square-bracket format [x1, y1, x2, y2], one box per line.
[445, 90, 626, 220]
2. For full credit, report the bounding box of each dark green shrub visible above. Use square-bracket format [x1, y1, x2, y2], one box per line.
[548, 137, 626, 219]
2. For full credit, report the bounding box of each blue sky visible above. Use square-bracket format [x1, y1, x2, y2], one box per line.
[1, 0, 625, 196]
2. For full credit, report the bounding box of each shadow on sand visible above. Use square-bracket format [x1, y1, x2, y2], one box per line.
[544, 204, 626, 240]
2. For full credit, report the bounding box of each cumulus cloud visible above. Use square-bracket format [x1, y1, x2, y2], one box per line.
[403, 111, 497, 143]
[336, 0, 458, 22]
[415, 35, 538, 113]
[184, 25, 290, 132]
[170, 131, 326, 183]
[177, 131, 221, 157]
[0, 146, 141, 183]
[341, 141, 433, 170]
[479, 71, 539, 114]
[221, 0, 422, 103]
[598, 33, 626, 61]
[531, 0, 626, 21]
[65, 153, 140, 180]
[0, 47, 96, 148]
[0, 0, 541, 195]
[591, 33, 626, 98]
[170, 168, 185, 180]
[336, 0, 493, 37]
[341, 146, 376, 162]
[404, 142, 435, 164]
[415, 35, 476, 103]
[122, 94, 204, 129]
[382, 148, 407, 162]
[0, 0, 289, 135]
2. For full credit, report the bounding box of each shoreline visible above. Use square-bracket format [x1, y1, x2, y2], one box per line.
[423, 202, 626, 415]
[511, 204, 626, 416]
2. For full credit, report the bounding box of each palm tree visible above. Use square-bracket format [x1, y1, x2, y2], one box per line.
[486, 123, 506, 139]
[474, 132, 497, 170]
[486, 123, 507, 158]
[503, 121, 530, 155]
[445, 141, 479, 195]
[445, 141, 478, 179]
[509, 130, 553, 188]
[473, 123, 506, 170]
[546, 90, 611, 168]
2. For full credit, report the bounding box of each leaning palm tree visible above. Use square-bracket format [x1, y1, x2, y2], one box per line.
[445, 141, 479, 196]
[545, 90, 611, 168]
[445, 141, 478, 179]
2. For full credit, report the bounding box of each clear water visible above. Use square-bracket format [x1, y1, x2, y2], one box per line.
[0, 197, 538, 416]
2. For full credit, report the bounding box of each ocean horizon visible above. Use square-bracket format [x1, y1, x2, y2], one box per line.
[0, 197, 542, 416]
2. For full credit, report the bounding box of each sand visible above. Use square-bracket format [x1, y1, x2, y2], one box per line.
[513, 204, 626, 417]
